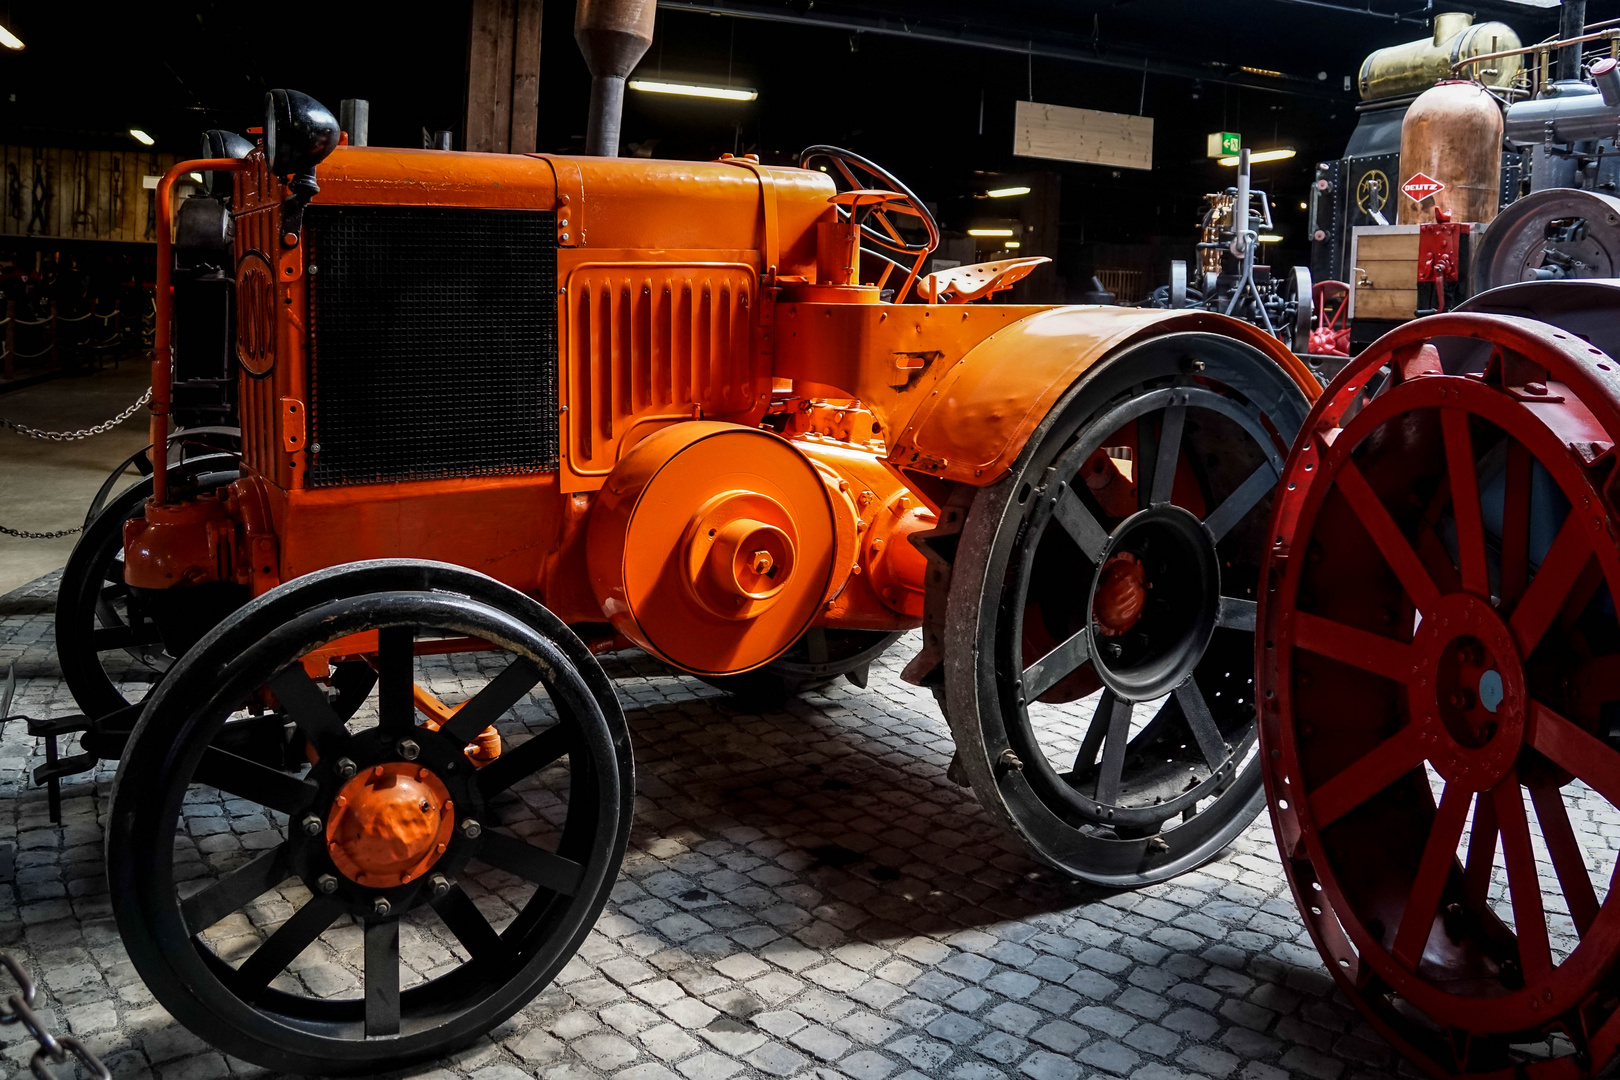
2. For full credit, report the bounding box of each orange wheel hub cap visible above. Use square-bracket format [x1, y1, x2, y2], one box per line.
[325, 763, 455, 887]
[1092, 552, 1147, 637]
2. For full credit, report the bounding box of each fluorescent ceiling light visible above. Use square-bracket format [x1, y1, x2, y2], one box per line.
[986, 186, 1031, 198]
[628, 79, 757, 102]
[1219, 148, 1296, 166]
[1004, 241, 1022, 248]
[189, 172, 204, 183]
[129, 128, 155, 146]
[968, 228, 1014, 237]
[0, 23, 23, 50]
[1257, 234, 1283, 243]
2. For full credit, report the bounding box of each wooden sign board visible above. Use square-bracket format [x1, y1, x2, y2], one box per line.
[1014, 101, 1154, 171]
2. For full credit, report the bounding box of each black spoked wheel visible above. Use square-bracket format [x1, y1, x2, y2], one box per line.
[941, 332, 1312, 886]
[700, 628, 903, 705]
[109, 561, 633, 1075]
[56, 456, 239, 719]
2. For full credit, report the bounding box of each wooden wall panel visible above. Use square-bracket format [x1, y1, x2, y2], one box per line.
[0, 145, 178, 244]
[464, 0, 542, 153]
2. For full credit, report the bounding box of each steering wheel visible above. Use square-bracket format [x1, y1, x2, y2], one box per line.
[799, 145, 940, 257]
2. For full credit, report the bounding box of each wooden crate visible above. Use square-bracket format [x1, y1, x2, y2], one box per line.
[1348, 225, 1420, 321]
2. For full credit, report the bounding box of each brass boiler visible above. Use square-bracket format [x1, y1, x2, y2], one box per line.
[1360, 12, 1523, 101]
[1397, 80, 1505, 225]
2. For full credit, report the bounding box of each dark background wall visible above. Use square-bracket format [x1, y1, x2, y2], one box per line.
[0, 1, 1585, 293]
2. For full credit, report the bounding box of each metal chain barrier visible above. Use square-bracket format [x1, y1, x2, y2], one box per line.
[0, 953, 111, 1080]
[0, 388, 151, 442]
[0, 385, 152, 538]
[0, 524, 82, 540]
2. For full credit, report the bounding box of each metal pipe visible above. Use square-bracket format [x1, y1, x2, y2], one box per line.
[585, 76, 626, 157]
[339, 99, 369, 147]
[1560, 0, 1589, 82]
[152, 158, 250, 506]
[575, 0, 656, 157]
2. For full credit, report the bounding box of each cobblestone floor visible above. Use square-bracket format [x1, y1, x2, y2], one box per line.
[0, 569, 1590, 1080]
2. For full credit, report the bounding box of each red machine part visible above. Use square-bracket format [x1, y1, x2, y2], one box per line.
[1259, 312, 1620, 1076]
[1308, 280, 1351, 358]
[1418, 219, 1470, 314]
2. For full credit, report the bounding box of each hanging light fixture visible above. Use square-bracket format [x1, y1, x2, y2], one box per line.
[129, 128, 156, 146]
[627, 79, 757, 102]
[1219, 148, 1295, 166]
[0, 22, 23, 50]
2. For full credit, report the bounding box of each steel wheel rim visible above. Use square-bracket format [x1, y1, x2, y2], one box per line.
[110, 577, 628, 1071]
[1261, 313, 1620, 1074]
[945, 332, 1311, 885]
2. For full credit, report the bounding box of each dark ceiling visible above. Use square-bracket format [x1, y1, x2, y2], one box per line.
[0, 0, 1593, 280]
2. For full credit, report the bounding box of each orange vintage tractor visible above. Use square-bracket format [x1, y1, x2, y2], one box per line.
[38, 91, 1321, 1072]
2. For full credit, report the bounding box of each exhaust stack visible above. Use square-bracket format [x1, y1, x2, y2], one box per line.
[575, 0, 656, 157]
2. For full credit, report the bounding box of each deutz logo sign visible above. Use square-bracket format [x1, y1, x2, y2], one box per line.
[1402, 172, 1446, 201]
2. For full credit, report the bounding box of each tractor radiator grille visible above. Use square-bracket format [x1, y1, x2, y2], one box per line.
[305, 205, 558, 487]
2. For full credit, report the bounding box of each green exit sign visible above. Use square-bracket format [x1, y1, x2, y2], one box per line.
[1207, 132, 1241, 158]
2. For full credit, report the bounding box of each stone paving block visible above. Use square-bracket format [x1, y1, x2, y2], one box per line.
[0, 583, 1509, 1080]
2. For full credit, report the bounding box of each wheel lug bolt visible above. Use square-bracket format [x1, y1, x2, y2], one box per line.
[373, 897, 391, 917]
[461, 818, 482, 840]
[316, 874, 338, 895]
[301, 814, 323, 836]
[335, 757, 357, 779]
[398, 738, 420, 761]
[430, 874, 451, 898]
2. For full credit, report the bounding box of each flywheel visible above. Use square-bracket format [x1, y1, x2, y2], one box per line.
[1259, 311, 1620, 1076]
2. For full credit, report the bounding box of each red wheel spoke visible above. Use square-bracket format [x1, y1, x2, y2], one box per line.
[1500, 442, 1533, 607]
[1527, 701, 1620, 808]
[1391, 782, 1471, 969]
[1527, 780, 1600, 937]
[1307, 722, 1427, 828]
[1463, 789, 1499, 912]
[1293, 611, 1416, 684]
[1571, 654, 1620, 707]
[1509, 516, 1593, 658]
[1333, 457, 1442, 615]
[1441, 408, 1489, 598]
[1494, 777, 1553, 981]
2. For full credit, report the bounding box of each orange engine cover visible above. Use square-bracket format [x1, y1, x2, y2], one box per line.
[587, 422, 837, 676]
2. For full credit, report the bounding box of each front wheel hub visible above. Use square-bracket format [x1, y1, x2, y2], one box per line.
[325, 762, 455, 888]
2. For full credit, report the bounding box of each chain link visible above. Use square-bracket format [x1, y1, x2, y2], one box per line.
[0, 953, 110, 1080]
[0, 524, 82, 540]
[0, 388, 151, 442]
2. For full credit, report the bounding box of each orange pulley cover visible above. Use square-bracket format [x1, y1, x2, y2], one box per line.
[587, 422, 837, 676]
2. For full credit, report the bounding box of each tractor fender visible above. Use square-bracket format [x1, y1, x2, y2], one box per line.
[889, 307, 1320, 488]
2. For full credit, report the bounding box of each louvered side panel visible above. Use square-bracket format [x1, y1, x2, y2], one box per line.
[563, 262, 761, 486]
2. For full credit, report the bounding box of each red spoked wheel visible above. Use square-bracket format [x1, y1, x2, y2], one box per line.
[1260, 311, 1620, 1077]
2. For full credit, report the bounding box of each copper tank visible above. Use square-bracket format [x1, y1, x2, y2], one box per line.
[1397, 80, 1504, 225]
[1360, 13, 1522, 102]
